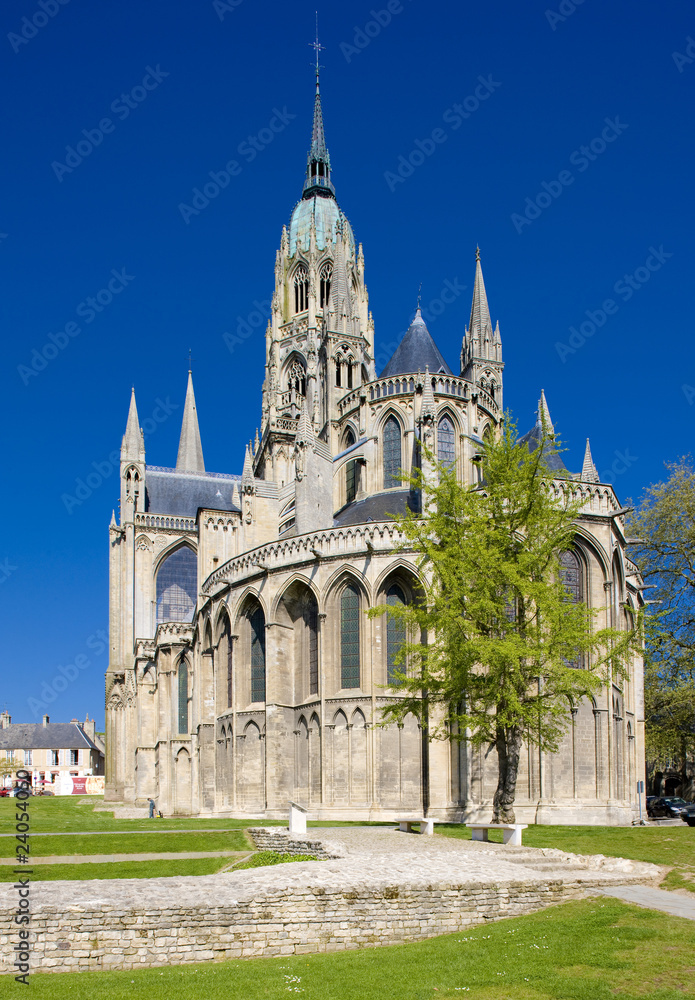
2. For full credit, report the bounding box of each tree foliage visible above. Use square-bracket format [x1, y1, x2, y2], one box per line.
[372, 417, 638, 822]
[629, 459, 695, 779]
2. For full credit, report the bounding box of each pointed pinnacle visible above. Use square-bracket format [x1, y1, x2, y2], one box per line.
[468, 249, 493, 342]
[176, 371, 205, 473]
[242, 444, 254, 485]
[581, 438, 599, 483]
[421, 366, 436, 419]
[537, 389, 555, 436]
[122, 387, 144, 461]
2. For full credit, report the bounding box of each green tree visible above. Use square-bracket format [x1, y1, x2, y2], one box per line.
[371, 417, 638, 823]
[629, 459, 695, 785]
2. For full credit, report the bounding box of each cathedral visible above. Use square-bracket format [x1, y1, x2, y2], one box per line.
[105, 68, 645, 824]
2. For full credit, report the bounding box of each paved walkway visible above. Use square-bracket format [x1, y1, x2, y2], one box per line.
[596, 884, 695, 920]
[0, 850, 250, 866]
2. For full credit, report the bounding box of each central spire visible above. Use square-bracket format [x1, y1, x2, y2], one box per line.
[303, 20, 335, 200]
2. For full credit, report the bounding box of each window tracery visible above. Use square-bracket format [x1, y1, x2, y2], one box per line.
[294, 265, 308, 313]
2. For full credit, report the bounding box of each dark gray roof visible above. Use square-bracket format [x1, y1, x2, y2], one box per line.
[0, 723, 103, 753]
[380, 310, 453, 378]
[334, 490, 416, 527]
[517, 425, 568, 473]
[146, 467, 241, 517]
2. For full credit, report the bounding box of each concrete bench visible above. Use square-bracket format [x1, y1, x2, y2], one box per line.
[398, 818, 436, 835]
[469, 822, 528, 846]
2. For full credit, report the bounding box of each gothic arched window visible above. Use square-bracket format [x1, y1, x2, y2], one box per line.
[559, 550, 583, 668]
[383, 415, 401, 489]
[344, 428, 357, 503]
[249, 606, 266, 703]
[287, 359, 306, 396]
[386, 584, 407, 684]
[559, 550, 583, 603]
[302, 594, 319, 696]
[437, 415, 456, 469]
[319, 261, 332, 308]
[340, 584, 360, 689]
[156, 547, 197, 625]
[178, 659, 189, 734]
[294, 265, 308, 313]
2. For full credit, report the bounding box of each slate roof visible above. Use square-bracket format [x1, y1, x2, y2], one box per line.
[146, 467, 241, 518]
[0, 723, 103, 753]
[380, 310, 453, 378]
[517, 424, 568, 473]
[334, 490, 416, 527]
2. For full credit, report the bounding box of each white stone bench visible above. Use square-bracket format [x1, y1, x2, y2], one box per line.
[398, 817, 436, 835]
[469, 823, 528, 846]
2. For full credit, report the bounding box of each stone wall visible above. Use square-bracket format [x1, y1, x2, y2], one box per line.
[247, 827, 341, 859]
[0, 877, 588, 975]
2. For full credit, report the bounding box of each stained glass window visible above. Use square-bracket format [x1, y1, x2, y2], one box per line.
[340, 584, 360, 689]
[383, 416, 401, 489]
[386, 584, 406, 684]
[156, 547, 197, 625]
[437, 415, 456, 469]
[178, 660, 189, 734]
[250, 606, 266, 702]
[559, 551, 582, 603]
[303, 596, 319, 695]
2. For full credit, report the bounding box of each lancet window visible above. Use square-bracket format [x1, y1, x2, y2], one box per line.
[386, 584, 407, 684]
[383, 415, 401, 489]
[250, 606, 266, 703]
[340, 584, 360, 689]
[294, 265, 309, 313]
[178, 659, 189, 734]
[437, 415, 456, 469]
[319, 261, 332, 308]
[287, 360, 306, 397]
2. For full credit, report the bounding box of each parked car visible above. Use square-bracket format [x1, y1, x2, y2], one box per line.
[648, 796, 695, 824]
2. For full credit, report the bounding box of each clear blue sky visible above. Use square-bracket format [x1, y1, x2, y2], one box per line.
[2, 0, 693, 729]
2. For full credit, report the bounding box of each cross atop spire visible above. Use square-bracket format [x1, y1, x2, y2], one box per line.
[303, 18, 334, 200]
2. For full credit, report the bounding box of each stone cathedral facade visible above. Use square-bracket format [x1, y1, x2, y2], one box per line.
[105, 73, 645, 824]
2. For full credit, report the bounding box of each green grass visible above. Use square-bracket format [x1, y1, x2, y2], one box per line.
[10, 898, 695, 999]
[226, 850, 318, 870]
[437, 823, 695, 891]
[0, 796, 287, 834]
[0, 829, 251, 857]
[0, 857, 234, 882]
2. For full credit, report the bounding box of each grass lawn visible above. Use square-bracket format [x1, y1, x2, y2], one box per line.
[12, 898, 695, 999]
[0, 797, 286, 834]
[0, 829, 251, 858]
[0, 857, 237, 882]
[438, 823, 695, 892]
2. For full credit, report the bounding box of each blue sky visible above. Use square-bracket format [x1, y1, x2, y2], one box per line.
[2, 0, 693, 729]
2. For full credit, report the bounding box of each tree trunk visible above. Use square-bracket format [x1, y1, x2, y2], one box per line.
[492, 724, 523, 823]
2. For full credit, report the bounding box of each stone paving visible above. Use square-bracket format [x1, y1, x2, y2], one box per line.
[597, 884, 695, 920]
[4, 825, 659, 910]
